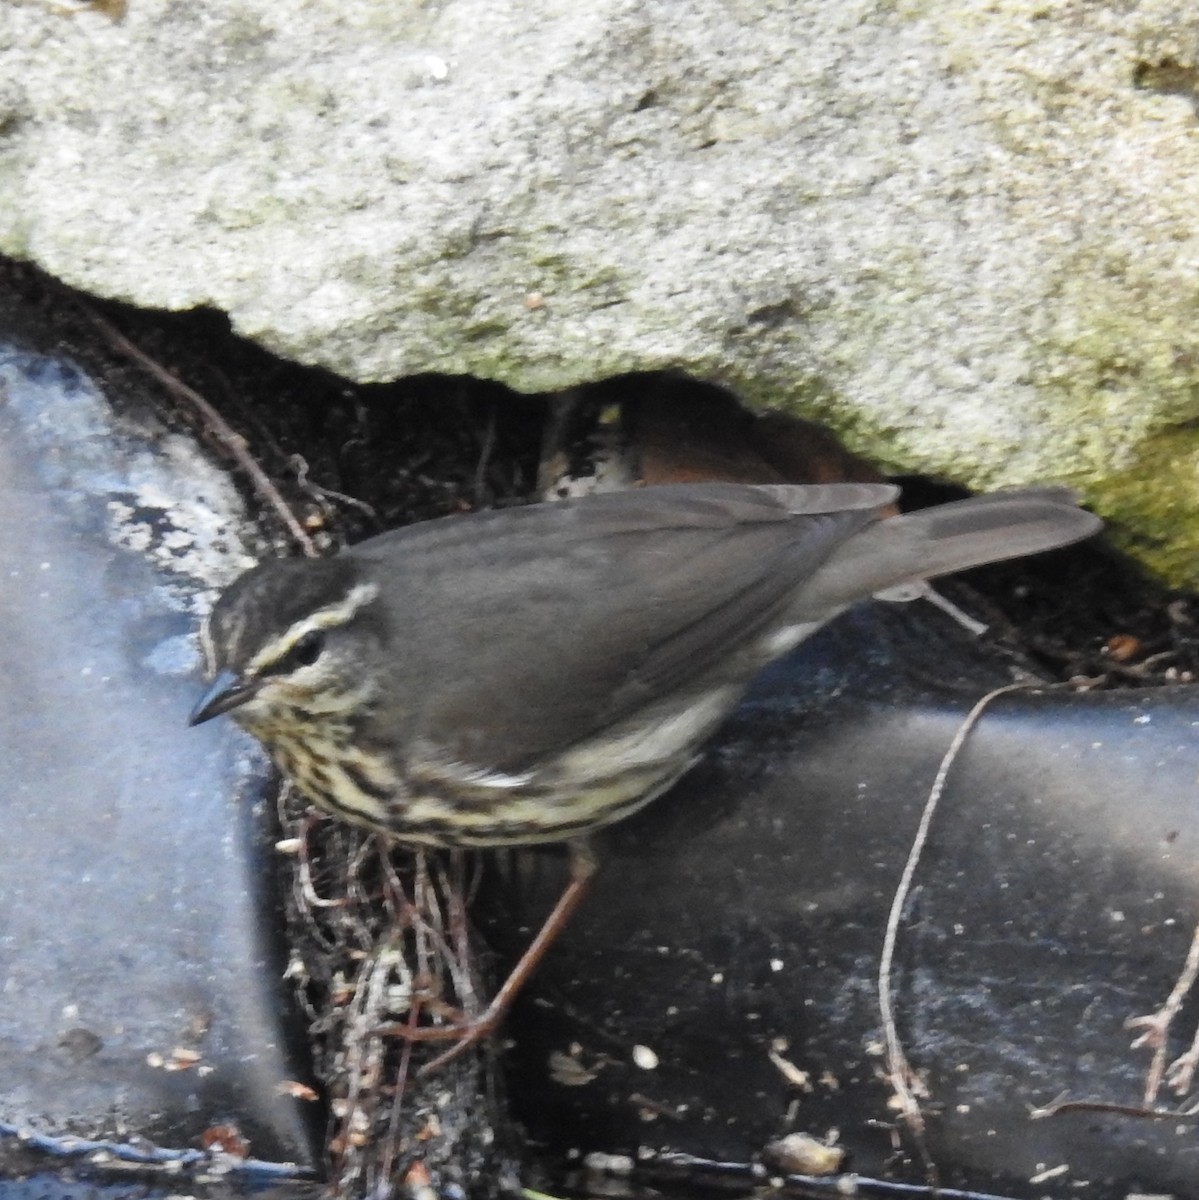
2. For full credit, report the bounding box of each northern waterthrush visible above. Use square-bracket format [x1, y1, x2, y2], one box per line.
[191, 481, 1100, 1062]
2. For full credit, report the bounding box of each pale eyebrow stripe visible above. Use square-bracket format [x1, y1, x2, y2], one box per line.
[246, 582, 379, 675]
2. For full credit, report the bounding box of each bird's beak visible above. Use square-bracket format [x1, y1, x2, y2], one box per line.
[188, 669, 259, 726]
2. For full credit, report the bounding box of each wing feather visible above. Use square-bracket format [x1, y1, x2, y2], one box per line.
[352, 484, 891, 769]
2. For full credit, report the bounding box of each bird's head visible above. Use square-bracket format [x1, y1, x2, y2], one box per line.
[189, 556, 384, 731]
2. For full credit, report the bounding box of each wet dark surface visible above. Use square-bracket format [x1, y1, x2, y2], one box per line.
[0, 346, 318, 1174]
[497, 604, 1199, 1198]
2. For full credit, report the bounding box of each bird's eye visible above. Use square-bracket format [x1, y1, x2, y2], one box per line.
[290, 630, 325, 668]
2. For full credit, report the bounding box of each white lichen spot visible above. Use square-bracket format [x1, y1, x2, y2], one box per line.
[143, 634, 202, 677]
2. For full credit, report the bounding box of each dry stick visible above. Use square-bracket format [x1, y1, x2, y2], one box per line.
[297, 810, 351, 910]
[342, 857, 426, 1198]
[85, 309, 318, 557]
[412, 851, 442, 1000]
[374, 843, 465, 998]
[378, 1005, 419, 1193]
[473, 403, 498, 506]
[878, 683, 1030, 1148]
[289, 453, 380, 523]
[1166, 1010, 1199, 1097]
[334, 949, 384, 1191]
[434, 850, 482, 1019]
[1126, 920, 1199, 1105]
[1030, 1093, 1199, 1123]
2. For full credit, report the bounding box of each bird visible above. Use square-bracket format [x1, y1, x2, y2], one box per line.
[190, 481, 1101, 1066]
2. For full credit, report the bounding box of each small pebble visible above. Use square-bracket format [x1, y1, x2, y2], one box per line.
[632, 1044, 658, 1070]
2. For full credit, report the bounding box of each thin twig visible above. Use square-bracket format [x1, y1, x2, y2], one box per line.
[377, 994, 419, 1190]
[375, 844, 459, 975]
[84, 308, 318, 556]
[920, 584, 989, 637]
[289, 454, 380, 523]
[434, 851, 482, 1019]
[878, 683, 1029, 1153]
[1031, 1092, 1199, 1122]
[1126, 920, 1199, 1104]
[297, 810, 351, 910]
[473, 404, 498, 506]
[1167, 1019, 1199, 1097]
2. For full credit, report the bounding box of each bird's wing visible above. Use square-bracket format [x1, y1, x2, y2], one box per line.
[353, 483, 893, 770]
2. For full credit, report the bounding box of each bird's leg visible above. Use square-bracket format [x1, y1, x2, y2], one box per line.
[377, 840, 599, 1074]
[417, 839, 598, 1074]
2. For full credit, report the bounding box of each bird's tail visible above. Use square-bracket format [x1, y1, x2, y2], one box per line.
[796, 488, 1102, 613]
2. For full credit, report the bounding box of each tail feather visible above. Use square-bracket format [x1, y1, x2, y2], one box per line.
[796, 490, 1102, 613]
